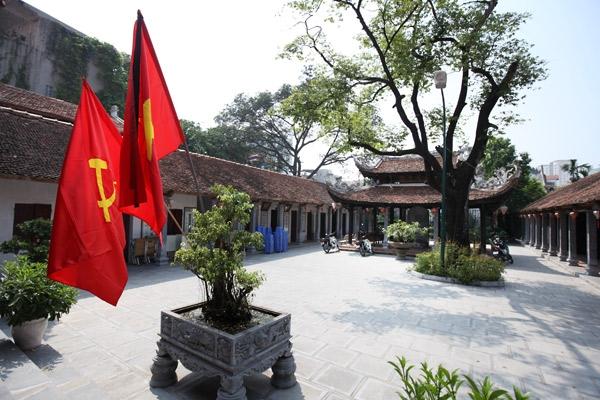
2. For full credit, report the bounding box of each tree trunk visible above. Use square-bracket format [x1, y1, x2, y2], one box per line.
[445, 186, 470, 246]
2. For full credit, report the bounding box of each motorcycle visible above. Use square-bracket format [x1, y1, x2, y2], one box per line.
[358, 229, 374, 257]
[490, 234, 513, 264]
[321, 232, 339, 253]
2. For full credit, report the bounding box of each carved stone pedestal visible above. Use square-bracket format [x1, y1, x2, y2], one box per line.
[150, 303, 296, 400]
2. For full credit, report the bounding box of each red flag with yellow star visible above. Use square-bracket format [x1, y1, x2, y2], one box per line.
[48, 80, 127, 306]
[119, 11, 184, 236]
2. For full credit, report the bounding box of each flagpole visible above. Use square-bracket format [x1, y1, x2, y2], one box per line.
[182, 138, 206, 213]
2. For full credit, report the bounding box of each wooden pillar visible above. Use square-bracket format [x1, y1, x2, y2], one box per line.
[316, 207, 321, 239]
[541, 213, 549, 253]
[479, 206, 487, 254]
[528, 215, 535, 246]
[535, 214, 542, 249]
[383, 207, 390, 246]
[372, 207, 377, 232]
[559, 211, 568, 261]
[523, 215, 529, 243]
[568, 211, 578, 266]
[549, 212, 558, 256]
[349, 207, 354, 244]
[586, 210, 599, 275]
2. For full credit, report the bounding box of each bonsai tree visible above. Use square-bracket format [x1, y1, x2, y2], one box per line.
[386, 221, 428, 244]
[0, 257, 78, 327]
[174, 185, 264, 324]
[1, 218, 52, 262]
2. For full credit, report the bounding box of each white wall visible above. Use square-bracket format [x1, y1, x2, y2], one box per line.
[0, 178, 58, 242]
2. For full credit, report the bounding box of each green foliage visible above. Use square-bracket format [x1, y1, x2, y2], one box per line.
[561, 159, 591, 183]
[386, 221, 428, 243]
[47, 26, 129, 112]
[481, 136, 546, 212]
[0, 257, 78, 326]
[482, 136, 517, 180]
[175, 185, 264, 324]
[1, 218, 52, 262]
[215, 76, 352, 177]
[390, 356, 530, 400]
[182, 120, 255, 165]
[414, 243, 504, 284]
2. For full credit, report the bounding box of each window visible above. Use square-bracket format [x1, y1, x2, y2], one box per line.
[167, 209, 183, 235]
[45, 85, 55, 97]
[13, 203, 51, 235]
[183, 207, 195, 233]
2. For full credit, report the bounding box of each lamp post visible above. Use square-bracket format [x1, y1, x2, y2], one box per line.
[434, 70, 448, 268]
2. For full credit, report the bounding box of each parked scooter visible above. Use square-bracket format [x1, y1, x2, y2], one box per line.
[358, 227, 374, 257]
[321, 232, 340, 253]
[490, 234, 513, 264]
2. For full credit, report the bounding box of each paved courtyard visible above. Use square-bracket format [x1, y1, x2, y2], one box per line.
[2, 244, 600, 399]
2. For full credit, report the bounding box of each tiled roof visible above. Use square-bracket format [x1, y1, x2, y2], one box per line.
[0, 82, 77, 123]
[0, 108, 71, 182]
[0, 104, 333, 206]
[329, 178, 517, 208]
[522, 172, 600, 212]
[356, 155, 456, 175]
[160, 151, 333, 205]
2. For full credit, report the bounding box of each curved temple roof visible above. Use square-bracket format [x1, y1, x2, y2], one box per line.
[328, 175, 519, 209]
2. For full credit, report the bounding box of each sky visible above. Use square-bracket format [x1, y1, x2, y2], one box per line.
[24, 0, 600, 173]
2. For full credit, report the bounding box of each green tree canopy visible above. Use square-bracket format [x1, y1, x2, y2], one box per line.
[561, 159, 591, 183]
[284, 0, 547, 243]
[216, 78, 352, 178]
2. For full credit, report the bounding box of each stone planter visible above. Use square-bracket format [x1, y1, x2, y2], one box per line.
[11, 317, 48, 350]
[150, 302, 296, 400]
[388, 241, 417, 260]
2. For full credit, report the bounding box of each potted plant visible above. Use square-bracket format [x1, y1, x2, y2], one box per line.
[1, 218, 52, 263]
[0, 257, 78, 350]
[386, 220, 428, 260]
[150, 185, 297, 399]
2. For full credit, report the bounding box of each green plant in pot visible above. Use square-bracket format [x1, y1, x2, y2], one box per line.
[1, 218, 52, 263]
[156, 185, 297, 396]
[0, 257, 78, 350]
[386, 220, 428, 260]
[174, 184, 265, 327]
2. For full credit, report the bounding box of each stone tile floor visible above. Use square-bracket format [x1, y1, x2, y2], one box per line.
[1, 244, 600, 399]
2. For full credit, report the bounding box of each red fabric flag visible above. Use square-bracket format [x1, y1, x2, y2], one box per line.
[48, 81, 127, 306]
[119, 11, 184, 236]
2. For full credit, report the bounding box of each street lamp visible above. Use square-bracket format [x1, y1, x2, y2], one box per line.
[434, 70, 448, 268]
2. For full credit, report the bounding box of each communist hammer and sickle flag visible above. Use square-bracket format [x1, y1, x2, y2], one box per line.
[119, 10, 184, 237]
[48, 80, 128, 306]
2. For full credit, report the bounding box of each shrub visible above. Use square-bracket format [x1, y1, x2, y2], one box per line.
[0, 218, 52, 262]
[386, 221, 428, 243]
[174, 185, 264, 324]
[414, 243, 504, 284]
[452, 254, 504, 284]
[0, 257, 78, 326]
[389, 356, 531, 400]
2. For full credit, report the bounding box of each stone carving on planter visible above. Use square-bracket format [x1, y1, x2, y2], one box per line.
[150, 302, 296, 400]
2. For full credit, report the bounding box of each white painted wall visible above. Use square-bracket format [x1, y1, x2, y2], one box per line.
[0, 178, 58, 242]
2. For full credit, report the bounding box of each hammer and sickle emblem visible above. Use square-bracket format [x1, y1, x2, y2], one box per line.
[88, 158, 116, 222]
